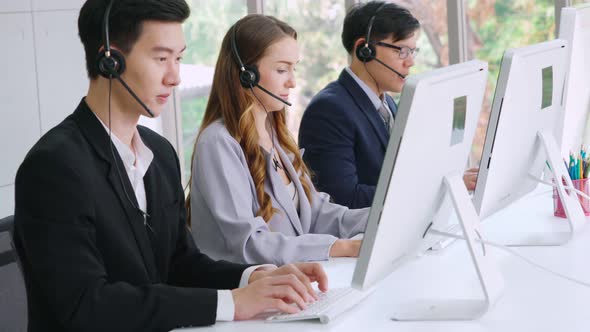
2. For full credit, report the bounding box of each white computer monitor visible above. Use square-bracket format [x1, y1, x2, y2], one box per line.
[352, 60, 503, 320]
[558, 4, 590, 156]
[473, 39, 585, 245]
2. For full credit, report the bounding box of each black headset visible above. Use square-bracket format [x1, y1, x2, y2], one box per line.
[97, 0, 125, 79]
[98, 0, 155, 235]
[229, 22, 291, 172]
[230, 26, 261, 89]
[96, 0, 155, 117]
[97, 47, 127, 79]
[354, 2, 406, 79]
[229, 24, 292, 107]
[355, 2, 388, 63]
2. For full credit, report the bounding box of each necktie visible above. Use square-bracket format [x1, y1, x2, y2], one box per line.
[378, 101, 394, 133]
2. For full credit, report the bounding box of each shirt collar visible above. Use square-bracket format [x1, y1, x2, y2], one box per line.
[345, 66, 384, 110]
[92, 112, 154, 176]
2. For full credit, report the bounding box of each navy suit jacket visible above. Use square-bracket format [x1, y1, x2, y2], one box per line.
[299, 69, 397, 209]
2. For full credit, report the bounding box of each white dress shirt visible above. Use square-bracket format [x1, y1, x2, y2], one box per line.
[93, 112, 274, 321]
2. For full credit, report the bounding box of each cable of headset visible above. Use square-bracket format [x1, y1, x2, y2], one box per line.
[248, 86, 284, 172]
[107, 78, 155, 235]
[362, 60, 395, 130]
[230, 23, 289, 173]
[100, 0, 155, 235]
[363, 61, 383, 102]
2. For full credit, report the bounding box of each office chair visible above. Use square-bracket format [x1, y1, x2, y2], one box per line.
[0, 215, 27, 331]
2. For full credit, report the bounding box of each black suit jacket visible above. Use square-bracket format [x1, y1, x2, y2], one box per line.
[14, 99, 250, 332]
[299, 69, 397, 209]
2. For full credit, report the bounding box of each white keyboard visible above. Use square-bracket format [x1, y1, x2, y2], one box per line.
[266, 287, 371, 324]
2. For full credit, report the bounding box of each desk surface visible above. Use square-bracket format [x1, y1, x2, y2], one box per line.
[175, 187, 590, 332]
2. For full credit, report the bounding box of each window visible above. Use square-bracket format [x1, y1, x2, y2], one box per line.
[265, 0, 449, 137]
[383, 0, 449, 105]
[264, 0, 348, 140]
[387, 0, 449, 74]
[467, 0, 556, 166]
[180, 0, 247, 183]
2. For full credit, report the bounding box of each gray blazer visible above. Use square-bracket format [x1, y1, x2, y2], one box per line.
[190, 119, 369, 265]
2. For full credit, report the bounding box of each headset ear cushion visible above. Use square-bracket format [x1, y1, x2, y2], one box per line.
[356, 43, 376, 62]
[239, 64, 260, 88]
[97, 49, 126, 78]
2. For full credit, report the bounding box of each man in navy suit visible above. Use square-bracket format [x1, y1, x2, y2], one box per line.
[299, 1, 477, 209]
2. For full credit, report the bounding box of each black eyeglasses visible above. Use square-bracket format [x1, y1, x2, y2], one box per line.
[375, 41, 419, 60]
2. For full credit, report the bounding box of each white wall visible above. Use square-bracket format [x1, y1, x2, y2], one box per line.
[0, 1, 180, 219]
[0, 0, 87, 218]
[0, 10, 38, 218]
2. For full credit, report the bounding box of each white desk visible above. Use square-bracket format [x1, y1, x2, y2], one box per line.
[175, 187, 590, 332]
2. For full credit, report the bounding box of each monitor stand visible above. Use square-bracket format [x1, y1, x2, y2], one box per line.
[391, 172, 504, 321]
[499, 130, 585, 246]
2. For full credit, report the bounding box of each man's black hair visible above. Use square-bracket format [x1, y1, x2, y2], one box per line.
[78, 0, 190, 79]
[342, 1, 420, 55]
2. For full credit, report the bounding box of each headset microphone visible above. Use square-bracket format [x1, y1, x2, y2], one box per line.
[112, 73, 155, 117]
[96, 0, 155, 118]
[230, 26, 292, 107]
[256, 84, 292, 107]
[373, 58, 406, 79]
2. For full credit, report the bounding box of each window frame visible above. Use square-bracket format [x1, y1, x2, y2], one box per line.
[167, 0, 568, 187]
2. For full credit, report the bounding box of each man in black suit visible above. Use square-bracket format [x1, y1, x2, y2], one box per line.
[13, 1, 326, 331]
[299, 1, 477, 209]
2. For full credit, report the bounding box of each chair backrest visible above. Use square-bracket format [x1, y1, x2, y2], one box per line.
[0, 215, 27, 331]
[0, 215, 15, 267]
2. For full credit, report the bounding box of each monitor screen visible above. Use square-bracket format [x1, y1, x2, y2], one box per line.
[541, 66, 553, 109]
[451, 96, 467, 146]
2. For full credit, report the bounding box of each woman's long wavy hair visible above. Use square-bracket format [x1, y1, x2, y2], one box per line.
[186, 15, 313, 226]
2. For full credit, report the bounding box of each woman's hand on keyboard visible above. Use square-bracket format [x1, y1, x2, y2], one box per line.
[249, 263, 328, 296]
[232, 274, 312, 320]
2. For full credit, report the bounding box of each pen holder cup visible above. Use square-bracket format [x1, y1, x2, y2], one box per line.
[553, 178, 590, 218]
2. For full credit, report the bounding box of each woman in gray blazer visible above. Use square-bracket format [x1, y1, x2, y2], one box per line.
[187, 15, 369, 265]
